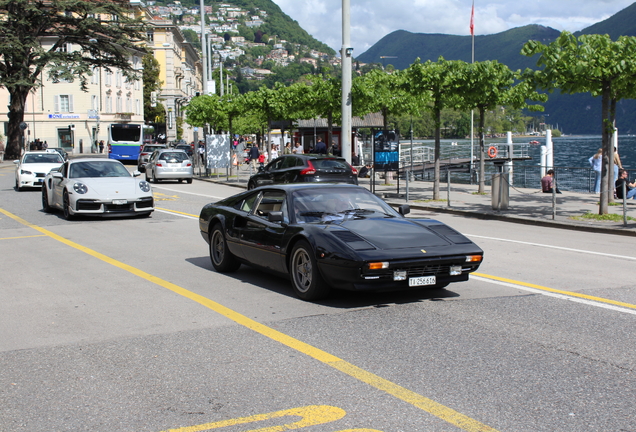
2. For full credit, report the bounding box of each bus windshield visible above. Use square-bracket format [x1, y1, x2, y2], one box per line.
[110, 124, 141, 143]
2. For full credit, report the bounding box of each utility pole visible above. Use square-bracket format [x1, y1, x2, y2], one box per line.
[341, 0, 352, 164]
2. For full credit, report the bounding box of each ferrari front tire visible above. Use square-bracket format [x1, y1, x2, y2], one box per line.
[209, 223, 240, 272]
[289, 240, 330, 301]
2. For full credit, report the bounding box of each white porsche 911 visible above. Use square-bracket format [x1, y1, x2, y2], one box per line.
[14, 151, 64, 191]
[42, 158, 154, 219]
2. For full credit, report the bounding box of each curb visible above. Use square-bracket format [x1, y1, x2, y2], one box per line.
[191, 176, 636, 237]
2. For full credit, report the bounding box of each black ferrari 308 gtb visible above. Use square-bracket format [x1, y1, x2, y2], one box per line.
[199, 184, 483, 301]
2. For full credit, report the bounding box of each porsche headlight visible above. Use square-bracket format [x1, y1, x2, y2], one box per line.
[139, 180, 151, 193]
[73, 182, 88, 194]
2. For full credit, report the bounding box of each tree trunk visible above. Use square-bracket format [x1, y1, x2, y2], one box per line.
[599, 84, 611, 215]
[478, 108, 486, 194]
[433, 107, 441, 200]
[327, 111, 333, 153]
[5, 87, 29, 160]
[607, 97, 617, 204]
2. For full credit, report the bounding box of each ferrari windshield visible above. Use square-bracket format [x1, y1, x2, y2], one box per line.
[292, 187, 398, 223]
[69, 161, 131, 178]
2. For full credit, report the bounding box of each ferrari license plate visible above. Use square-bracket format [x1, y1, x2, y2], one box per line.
[408, 276, 436, 287]
[112, 199, 128, 205]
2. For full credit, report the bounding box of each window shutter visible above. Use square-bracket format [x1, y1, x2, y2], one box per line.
[68, 95, 74, 112]
[54, 95, 59, 113]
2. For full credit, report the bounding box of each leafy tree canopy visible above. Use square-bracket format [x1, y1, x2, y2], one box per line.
[0, 0, 148, 159]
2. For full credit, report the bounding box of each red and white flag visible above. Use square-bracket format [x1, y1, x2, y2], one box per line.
[470, 1, 475, 36]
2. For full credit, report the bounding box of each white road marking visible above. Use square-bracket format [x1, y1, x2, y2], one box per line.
[472, 275, 636, 316]
[152, 185, 225, 199]
[467, 234, 636, 261]
[155, 209, 198, 219]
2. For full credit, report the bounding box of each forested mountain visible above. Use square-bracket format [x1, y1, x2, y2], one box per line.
[357, 2, 636, 135]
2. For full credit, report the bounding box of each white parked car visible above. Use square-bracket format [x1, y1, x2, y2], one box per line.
[14, 151, 64, 191]
[42, 158, 154, 220]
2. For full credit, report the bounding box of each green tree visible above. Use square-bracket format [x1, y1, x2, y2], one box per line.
[522, 32, 636, 214]
[457, 60, 545, 193]
[0, 0, 148, 159]
[143, 54, 164, 125]
[402, 58, 465, 199]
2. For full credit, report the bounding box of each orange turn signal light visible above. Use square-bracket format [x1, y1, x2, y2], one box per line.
[368, 262, 389, 270]
[466, 255, 483, 263]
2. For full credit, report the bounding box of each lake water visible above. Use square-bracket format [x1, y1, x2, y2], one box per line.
[394, 135, 636, 192]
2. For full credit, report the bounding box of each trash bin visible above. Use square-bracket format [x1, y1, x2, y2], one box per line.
[491, 173, 509, 210]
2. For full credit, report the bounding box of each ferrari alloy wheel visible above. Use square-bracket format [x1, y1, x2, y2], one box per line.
[209, 223, 240, 272]
[42, 187, 52, 213]
[62, 191, 74, 220]
[289, 240, 330, 301]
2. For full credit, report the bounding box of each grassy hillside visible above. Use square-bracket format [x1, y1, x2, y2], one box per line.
[151, 0, 334, 55]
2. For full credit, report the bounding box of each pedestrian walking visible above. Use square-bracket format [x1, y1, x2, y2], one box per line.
[589, 148, 602, 193]
[249, 144, 260, 170]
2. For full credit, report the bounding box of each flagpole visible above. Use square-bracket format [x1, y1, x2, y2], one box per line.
[470, 0, 475, 182]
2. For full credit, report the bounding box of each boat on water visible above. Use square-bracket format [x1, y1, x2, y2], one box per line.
[529, 140, 540, 145]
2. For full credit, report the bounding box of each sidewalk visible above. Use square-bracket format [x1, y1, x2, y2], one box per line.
[196, 173, 636, 237]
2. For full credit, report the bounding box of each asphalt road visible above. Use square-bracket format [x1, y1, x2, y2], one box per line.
[1, 161, 635, 432]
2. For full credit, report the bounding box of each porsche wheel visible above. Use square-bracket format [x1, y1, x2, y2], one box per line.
[209, 223, 240, 272]
[42, 187, 52, 213]
[62, 191, 74, 220]
[289, 240, 330, 301]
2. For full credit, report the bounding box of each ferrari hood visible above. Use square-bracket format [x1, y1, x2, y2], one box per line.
[338, 218, 451, 250]
[78, 177, 139, 196]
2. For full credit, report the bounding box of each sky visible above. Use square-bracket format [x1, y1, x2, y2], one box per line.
[270, 0, 636, 54]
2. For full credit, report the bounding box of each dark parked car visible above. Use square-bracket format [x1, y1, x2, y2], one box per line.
[199, 184, 483, 300]
[174, 143, 194, 158]
[247, 154, 358, 190]
[47, 147, 68, 160]
[138, 144, 167, 168]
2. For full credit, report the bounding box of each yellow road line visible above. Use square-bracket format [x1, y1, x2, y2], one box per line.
[0, 207, 498, 432]
[155, 207, 199, 218]
[0, 234, 47, 240]
[474, 272, 636, 310]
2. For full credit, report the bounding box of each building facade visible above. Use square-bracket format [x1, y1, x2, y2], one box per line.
[147, 17, 202, 145]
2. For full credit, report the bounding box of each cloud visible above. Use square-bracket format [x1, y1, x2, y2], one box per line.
[270, 0, 635, 53]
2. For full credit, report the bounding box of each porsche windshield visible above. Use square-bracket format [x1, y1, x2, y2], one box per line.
[69, 161, 131, 178]
[292, 188, 398, 222]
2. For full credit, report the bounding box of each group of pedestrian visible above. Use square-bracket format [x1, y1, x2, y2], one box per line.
[29, 139, 47, 151]
[542, 147, 634, 199]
